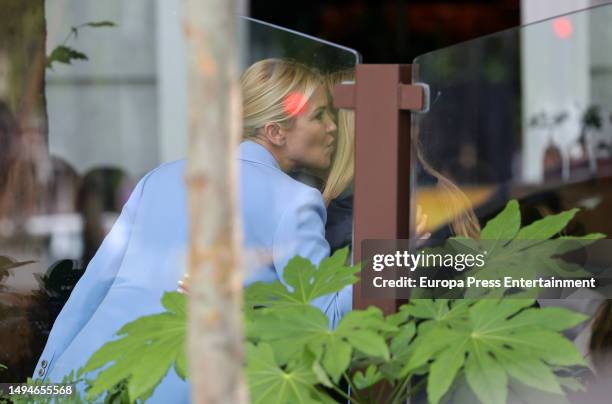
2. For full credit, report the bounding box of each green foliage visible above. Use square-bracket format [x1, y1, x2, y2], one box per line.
[46, 46, 87, 69]
[243, 202, 593, 403]
[477, 200, 603, 287]
[73, 200, 593, 403]
[1, 371, 89, 404]
[414, 199, 605, 299]
[46, 21, 116, 69]
[82, 292, 187, 402]
[245, 247, 360, 312]
[246, 343, 334, 404]
[400, 299, 587, 404]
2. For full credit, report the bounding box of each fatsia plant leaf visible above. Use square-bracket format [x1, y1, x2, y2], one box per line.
[353, 365, 383, 389]
[247, 305, 394, 383]
[246, 343, 324, 404]
[432, 202, 604, 297]
[427, 336, 468, 404]
[480, 199, 520, 253]
[515, 208, 579, 241]
[83, 292, 187, 402]
[399, 299, 585, 404]
[245, 247, 359, 310]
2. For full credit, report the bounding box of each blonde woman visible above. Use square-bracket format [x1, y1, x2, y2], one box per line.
[33, 59, 351, 402]
[322, 70, 478, 253]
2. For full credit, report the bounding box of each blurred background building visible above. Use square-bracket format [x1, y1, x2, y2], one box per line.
[2, 0, 612, 384]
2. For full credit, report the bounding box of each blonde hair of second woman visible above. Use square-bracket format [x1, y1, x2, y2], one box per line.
[322, 70, 355, 206]
[322, 70, 481, 239]
[241, 58, 323, 140]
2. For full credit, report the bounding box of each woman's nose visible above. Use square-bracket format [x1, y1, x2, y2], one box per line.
[326, 115, 337, 133]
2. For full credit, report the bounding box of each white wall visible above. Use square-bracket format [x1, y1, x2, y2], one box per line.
[45, 0, 159, 178]
[520, 0, 612, 182]
[46, 0, 250, 178]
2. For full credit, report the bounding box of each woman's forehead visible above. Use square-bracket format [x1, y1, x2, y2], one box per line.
[308, 87, 328, 108]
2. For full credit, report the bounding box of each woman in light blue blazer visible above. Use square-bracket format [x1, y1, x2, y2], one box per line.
[33, 59, 351, 402]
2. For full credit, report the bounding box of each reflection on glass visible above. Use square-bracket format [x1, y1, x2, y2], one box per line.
[413, 3, 612, 239]
[0, 1, 358, 388]
[412, 4, 612, 398]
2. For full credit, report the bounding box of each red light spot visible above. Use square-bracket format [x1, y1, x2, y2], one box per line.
[553, 17, 573, 39]
[283, 92, 308, 117]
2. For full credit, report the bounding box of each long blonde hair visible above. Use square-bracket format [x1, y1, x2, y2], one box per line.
[322, 70, 354, 203]
[323, 70, 480, 238]
[241, 58, 323, 139]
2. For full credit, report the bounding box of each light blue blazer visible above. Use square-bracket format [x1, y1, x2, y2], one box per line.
[33, 140, 352, 402]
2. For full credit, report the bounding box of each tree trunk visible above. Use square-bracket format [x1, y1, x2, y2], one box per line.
[0, 0, 48, 141]
[0, 0, 48, 382]
[183, 1, 247, 403]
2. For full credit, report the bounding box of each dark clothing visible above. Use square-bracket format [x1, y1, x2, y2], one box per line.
[326, 186, 353, 253]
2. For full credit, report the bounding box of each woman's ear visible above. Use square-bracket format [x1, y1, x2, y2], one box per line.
[262, 122, 286, 147]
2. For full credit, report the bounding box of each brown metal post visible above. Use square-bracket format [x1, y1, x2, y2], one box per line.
[334, 64, 425, 315]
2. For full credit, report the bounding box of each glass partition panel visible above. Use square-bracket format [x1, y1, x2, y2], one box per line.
[0, 1, 358, 385]
[413, 3, 612, 240]
[412, 5, 612, 402]
[412, 4, 612, 397]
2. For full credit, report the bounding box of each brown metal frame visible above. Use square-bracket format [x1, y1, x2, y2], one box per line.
[334, 64, 426, 314]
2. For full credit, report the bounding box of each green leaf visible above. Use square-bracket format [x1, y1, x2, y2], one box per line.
[425, 202, 602, 299]
[46, 45, 88, 69]
[427, 337, 467, 404]
[401, 299, 450, 320]
[321, 338, 351, 383]
[246, 306, 330, 364]
[337, 306, 396, 333]
[389, 322, 416, 360]
[245, 247, 358, 310]
[345, 330, 389, 360]
[515, 208, 579, 240]
[246, 343, 322, 404]
[465, 343, 507, 404]
[401, 326, 460, 375]
[353, 365, 383, 390]
[84, 21, 117, 28]
[500, 330, 585, 367]
[250, 304, 391, 369]
[557, 375, 586, 392]
[394, 298, 588, 404]
[493, 346, 563, 394]
[312, 360, 333, 388]
[83, 292, 187, 402]
[480, 200, 521, 253]
[505, 307, 588, 332]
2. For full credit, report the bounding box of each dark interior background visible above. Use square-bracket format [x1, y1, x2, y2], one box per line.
[250, 0, 521, 63]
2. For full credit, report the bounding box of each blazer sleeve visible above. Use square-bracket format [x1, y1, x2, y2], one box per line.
[33, 173, 149, 379]
[272, 186, 352, 328]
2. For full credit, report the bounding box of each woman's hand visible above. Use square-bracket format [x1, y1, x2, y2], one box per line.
[177, 273, 190, 294]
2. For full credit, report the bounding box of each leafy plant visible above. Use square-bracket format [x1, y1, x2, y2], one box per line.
[46, 21, 116, 69]
[82, 292, 187, 402]
[62, 200, 593, 403]
[0, 370, 88, 404]
[412, 200, 605, 299]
